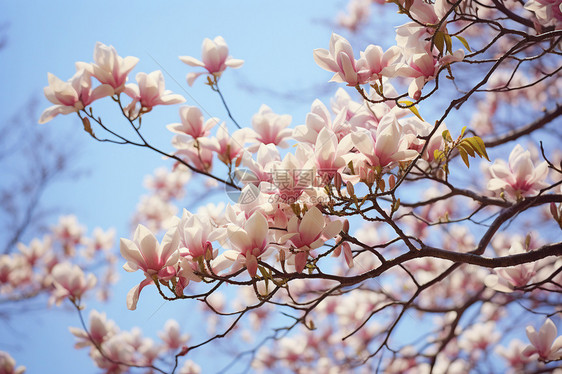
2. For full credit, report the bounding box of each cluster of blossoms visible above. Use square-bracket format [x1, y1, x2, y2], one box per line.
[69, 311, 200, 374]
[33, 0, 562, 371]
[315, 0, 467, 100]
[131, 165, 192, 233]
[0, 215, 116, 306]
[39, 42, 185, 124]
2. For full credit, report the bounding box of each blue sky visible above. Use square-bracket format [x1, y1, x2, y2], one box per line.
[0, 1, 371, 373]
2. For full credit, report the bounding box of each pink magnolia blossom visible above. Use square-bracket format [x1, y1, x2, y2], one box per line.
[359, 44, 401, 81]
[176, 210, 225, 260]
[484, 242, 536, 292]
[120, 224, 180, 310]
[172, 136, 216, 172]
[39, 68, 113, 123]
[132, 194, 178, 233]
[90, 42, 139, 94]
[523, 318, 562, 360]
[398, 50, 464, 100]
[0, 351, 25, 374]
[249, 104, 293, 150]
[314, 33, 366, 86]
[90, 336, 133, 374]
[349, 113, 418, 169]
[495, 339, 532, 370]
[294, 99, 351, 144]
[50, 262, 97, 305]
[124, 70, 185, 114]
[52, 215, 86, 256]
[265, 149, 315, 203]
[221, 211, 271, 277]
[179, 360, 202, 374]
[82, 227, 116, 259]
[179, 36, 244, 86]
[525, 0, 562, 29]
[16, 236, 50, 267]
[143, 166, 191, 201]
[209, 126, 252, 165]
[337, 0, 371, 32]
[167, 106, 219, 139]
[279, 207, 343, 273]
[69, 309, 117, 348]
[158, 319, 189, 351]
[487, 144, 549, 200]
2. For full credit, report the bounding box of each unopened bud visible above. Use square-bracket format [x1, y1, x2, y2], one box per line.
[388, 175, 396, 190]
[205, 242, 214, 261]
[178, 345, 189, 356]
[346, 181, 355, 197]
[334, 172, 342, 190]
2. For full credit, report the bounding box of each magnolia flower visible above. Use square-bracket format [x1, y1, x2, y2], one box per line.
[279, 207, 343, 272]
[180, 36, 244, 86]
[523, 318, 562, 360]
[179, 360, 202, 374]
[120, 224, 180, 310]
[143, 166, 191, 201]
[69, 310, 117, 348]
[158, 319, 189, 351]
[124, 70, 185, 113]
[208, 125, 252, 165]
[314, 33, 366, 86]
[359, 45, 401, 81]
[90, 42, 139, 94]
[525, 0, 562, 29]
[484, 242, 536, 292]
[337, 0, 371, 32]
[495, 339, 532, 370]
[16, 237, 50, 267]
[249, 104, 293, 150]
[176, 210, 224, 259]
[50, 262, 97, 305]
[39, 68, 113, 123]
[172, 136, 217, 172]
[221, 211, 271, 277]
[167, 106, 219, 139]
[350, 113, 418, 169]
[313, 127, 351, 181]
[0, 351, 25, 374]
[398, 50, 464, 100]
[91, 336, 134, 373]
[82, 227, 116, 259]
[487, 144, 549, 200]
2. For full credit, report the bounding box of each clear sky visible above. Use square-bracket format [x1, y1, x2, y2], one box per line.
[0, 1, 372, 373]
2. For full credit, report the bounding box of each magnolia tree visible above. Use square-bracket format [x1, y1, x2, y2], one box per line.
[2, 0, 562, 373]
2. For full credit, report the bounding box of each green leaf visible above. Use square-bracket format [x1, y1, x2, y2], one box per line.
[399, 101, 423, 120]
[458, 142, 475, 157]
[444, 34, 453, 54]
[464, 136, 490, 161]
[258, 266, 270, 293]
[455, 35, 472, 52]
[442, 129, 452, 142]
[460, 126, 467, 138]
[459, 147, 470, 168]
[434, 31, 445, 54]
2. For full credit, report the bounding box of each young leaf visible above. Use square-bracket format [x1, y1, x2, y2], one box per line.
[455, 35, 472, 52]
[459, 147, 470, 168]
[399, 101, 423, 120]
[464, 136, 490, 161]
